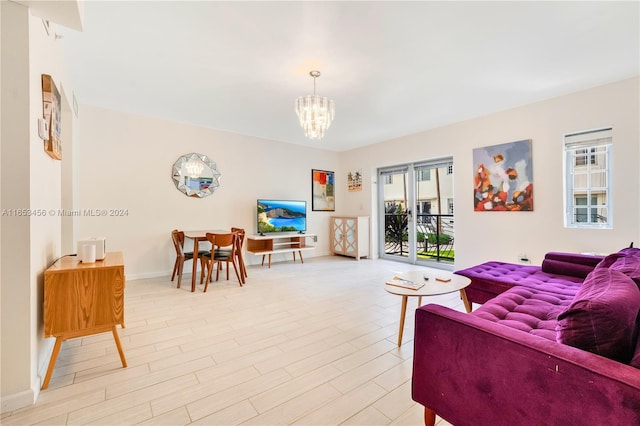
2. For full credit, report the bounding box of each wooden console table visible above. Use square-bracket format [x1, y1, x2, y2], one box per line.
[42, 251, 127, 389]
[246, 233, 316, 268]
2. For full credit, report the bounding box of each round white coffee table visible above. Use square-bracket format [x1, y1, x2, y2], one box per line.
[384, 270, 471, 346]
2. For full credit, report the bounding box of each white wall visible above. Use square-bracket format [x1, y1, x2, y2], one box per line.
[338, 77, 640, 269]
[1, 2, 77, 411]
[1, 1, 33, 408]
[76, 106, 340, 279]
[78, 78, 639, 280]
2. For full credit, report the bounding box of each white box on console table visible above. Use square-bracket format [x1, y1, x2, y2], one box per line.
[77, 237, 107, 260]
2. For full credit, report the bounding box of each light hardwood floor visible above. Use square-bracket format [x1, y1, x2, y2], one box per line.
[3, 256, 463, 425]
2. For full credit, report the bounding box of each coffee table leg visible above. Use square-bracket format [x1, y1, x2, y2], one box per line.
[460, 289, 472, 313]
[397, 295, 408, 347]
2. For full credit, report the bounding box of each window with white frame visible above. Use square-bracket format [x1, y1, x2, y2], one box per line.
[564, 128, 612, 228]
[575, 147, 598, 166]
[416, 168, 431, 181]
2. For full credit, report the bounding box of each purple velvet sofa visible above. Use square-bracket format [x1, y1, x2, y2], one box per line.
[412, 248, 640, 425]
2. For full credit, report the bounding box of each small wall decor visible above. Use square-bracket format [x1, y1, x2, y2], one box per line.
[172, 153, 221, 198]
[473, 139, 533, 211]
[347, 169, 362, 192]
[41, 74, 62, 160]
[312, 169, 335, 211]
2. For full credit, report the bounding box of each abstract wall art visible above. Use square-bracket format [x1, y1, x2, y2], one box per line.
[312, 169, 335, 211]
[473, 139, 533, 211]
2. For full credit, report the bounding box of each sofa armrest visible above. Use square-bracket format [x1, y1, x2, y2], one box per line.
[412, 304, 640, 425]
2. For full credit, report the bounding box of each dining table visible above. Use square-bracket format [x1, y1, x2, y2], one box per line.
[183, 229, 244, 292]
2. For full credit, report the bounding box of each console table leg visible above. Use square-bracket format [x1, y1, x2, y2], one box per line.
[41, 336, 63, 390]
[112, 326, 128, 368]
[298, 251, 304, 263]
[268, 254, 272, 268]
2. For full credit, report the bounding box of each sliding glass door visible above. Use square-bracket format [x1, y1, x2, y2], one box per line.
[379, 158, 455, 266]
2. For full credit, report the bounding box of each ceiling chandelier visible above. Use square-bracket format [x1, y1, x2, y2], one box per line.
[295, 70, 335, 140]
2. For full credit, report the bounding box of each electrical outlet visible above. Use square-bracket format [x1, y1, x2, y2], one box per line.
[312, 235, 318, 243]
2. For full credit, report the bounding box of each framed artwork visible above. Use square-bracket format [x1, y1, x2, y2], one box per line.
[41, 74, 62, 160]
[473, 139, 533, 211]
[312, 169, 335, 211]
[347, 169, 362, 192]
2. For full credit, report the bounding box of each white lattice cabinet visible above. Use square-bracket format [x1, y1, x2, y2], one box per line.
[330, 216, 369, 260]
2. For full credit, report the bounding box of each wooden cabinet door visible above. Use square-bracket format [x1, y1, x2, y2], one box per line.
[44, 254, 125, 337]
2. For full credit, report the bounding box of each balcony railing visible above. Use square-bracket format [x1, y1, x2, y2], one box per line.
[384, 212, 454, 262]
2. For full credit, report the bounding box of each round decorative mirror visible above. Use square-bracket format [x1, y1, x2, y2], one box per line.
[172, 153, 221, 198]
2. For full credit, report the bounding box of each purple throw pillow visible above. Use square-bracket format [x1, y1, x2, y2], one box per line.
[556, 268, 640, 363]
[595, 253, 624, 269]
[596, 248, 640, 286]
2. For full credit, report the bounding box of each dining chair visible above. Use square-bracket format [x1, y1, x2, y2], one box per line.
[201, 232, 243, 291]
[171, 229, 207, 289]
[231, 227, 248, 281]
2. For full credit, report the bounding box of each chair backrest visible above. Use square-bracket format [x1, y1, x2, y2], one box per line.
[171, 229, 186, 257]
[231, 227, 245, 249]
[206, 232, 237, 259]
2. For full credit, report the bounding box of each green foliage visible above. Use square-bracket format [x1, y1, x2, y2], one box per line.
[427, 233, 452, 245]
[258, 221, 275, 233]
[258, 222, 299, 233]
[417, 249, 455, 261]
[385, 204, 408, 244]
[279, 226, 298, 232]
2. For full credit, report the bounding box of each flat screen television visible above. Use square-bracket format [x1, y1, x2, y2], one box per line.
[257, 199, 307, 234]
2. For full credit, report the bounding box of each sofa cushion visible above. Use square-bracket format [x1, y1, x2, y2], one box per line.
[596, 248, 640, 286]
[556, 268, 640, 363]
[456, 261, 583, 298]
[472, 286, 574, 341]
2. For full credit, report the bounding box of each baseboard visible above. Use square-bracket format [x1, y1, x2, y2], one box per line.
[125, 270, 172, 281]
[0, 381, 39, 413]
[125, 251, 337, 281]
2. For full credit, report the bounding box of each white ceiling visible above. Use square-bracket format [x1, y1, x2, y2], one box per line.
[56, 1, 639, 152]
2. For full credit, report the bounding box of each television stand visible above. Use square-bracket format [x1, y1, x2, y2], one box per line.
[246, 233, 316, 268]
